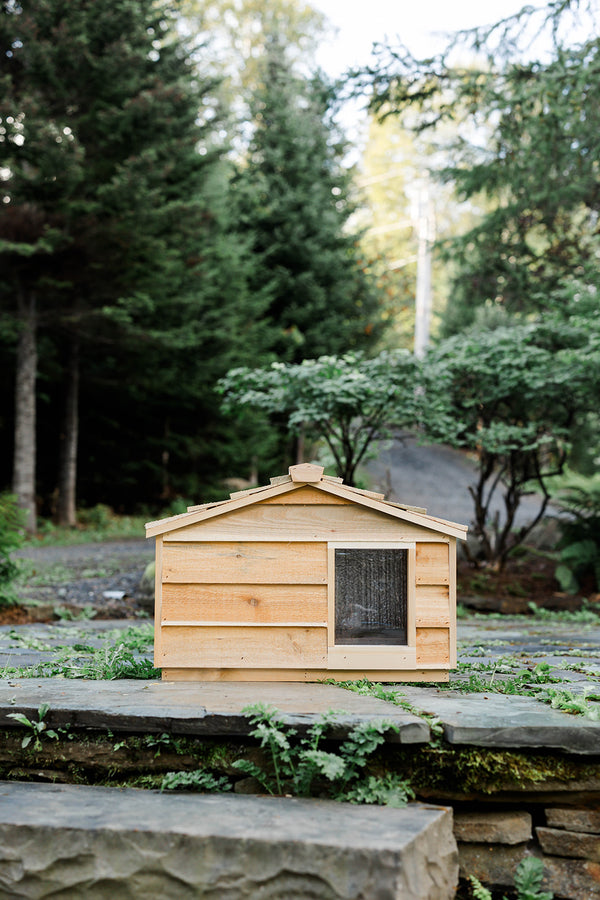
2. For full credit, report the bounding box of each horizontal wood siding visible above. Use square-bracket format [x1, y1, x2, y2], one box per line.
[415, 541, 451, 635]
[162, 541, 327, 584]
[159, 625, 327, 668]
[416, 627, 450, 665]
[161, 583, 327, 624]
[415, 541, 450, 585]
[164, 504, 442, 543]
[163, 667, 449, 683]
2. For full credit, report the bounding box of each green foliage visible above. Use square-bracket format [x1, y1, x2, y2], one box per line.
[0, 0, 271, 513]
[469, 876, 492, 900]
[0, 494, 23, 607]
[541, 687, 600, 720]
[232, 703, 412, 805]
[364, 4, 600, 338]
[512, 857, 553, 900]
[421, 317, 600, 569]
[220, 350, 418, 484]
[161, 770, 232, 793]
[7, 703, 59, 751]
[3, 623, 160, 680]
[553, 471, 600, 593]
[232, 39, 385, 364]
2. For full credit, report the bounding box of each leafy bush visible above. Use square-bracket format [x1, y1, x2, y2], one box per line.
[0, 494, 24, 607]
[553, 472, 600, 593]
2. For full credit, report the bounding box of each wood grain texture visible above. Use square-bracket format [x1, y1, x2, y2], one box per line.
[159, 625, 327, 668]
[153, 537, 163, 667]
[415, 583, 451, 627]
[327, 646, 417, 668]
[163, 504, 444, 543]
[415, 541, 450, 585]
[449, 538, 458, 666]
[260, 486, 351, 506]
[416, 627, 450, 665]
[162, 541, 327, 584]
[161, 583, 327, 624]
[162, 667, 450, 682]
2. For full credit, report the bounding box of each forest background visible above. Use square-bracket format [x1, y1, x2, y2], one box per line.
[1, 0, 599, 577]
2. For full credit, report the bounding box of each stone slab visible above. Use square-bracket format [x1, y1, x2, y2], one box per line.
[546, 808, 600, 834]
[0, 782, 458, 900]
[396, 686, 600, 755]
[537, 826, 600, 861]
[454, 811, 532, 845]
[0, 679, 429, 743]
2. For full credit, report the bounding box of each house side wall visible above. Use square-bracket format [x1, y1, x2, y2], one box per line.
[157, 487, 455, 677]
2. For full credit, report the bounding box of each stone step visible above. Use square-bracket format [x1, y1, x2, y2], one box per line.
[0, 679, 429, 743]
[0, 782, 458, 900]
[398, 686, 600, 755]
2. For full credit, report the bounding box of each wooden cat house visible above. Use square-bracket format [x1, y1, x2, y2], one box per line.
[145, 464, 467, 682]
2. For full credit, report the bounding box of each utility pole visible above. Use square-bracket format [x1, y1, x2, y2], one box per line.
[414, 179, 435, 359]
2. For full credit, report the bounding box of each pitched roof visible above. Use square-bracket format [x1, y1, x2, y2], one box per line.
[145, 463, 468, 540]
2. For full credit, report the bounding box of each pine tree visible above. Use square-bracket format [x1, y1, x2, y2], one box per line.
[0, 0, 256, 522]
[233, 38, 385, 363]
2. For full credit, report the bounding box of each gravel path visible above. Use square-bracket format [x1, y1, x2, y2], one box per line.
[14, 539, 153, 618]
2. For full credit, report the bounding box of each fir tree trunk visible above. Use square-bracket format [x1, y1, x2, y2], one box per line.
[57, 338, 80, 527]
[12, 287, 37, 534]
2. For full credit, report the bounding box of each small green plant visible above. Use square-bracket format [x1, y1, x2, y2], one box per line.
[232, 703, 413, 806]
[469, 857, 552, 900]
[7, 703, 59, 750]
[540, 686, 600, 720]
[0, 494, 24, 607]
[161, 770, 232, 793]
[4, 624, 159, 680]
[469, 876, 492, 900]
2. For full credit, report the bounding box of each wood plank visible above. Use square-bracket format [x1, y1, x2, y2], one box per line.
[162, 541, 327, 584]
[161, 583, 327, 624]
[154, 537, 163, 667]
[289, 463, 324, 482]
[162, 668, 450, 682]
[261, 486, 351, 506]
[415, 584, 450, 627]
[159, 625, 327, 668]
[415, 569, 449, 585]
[416, 627, 450, 665]
[449, 538, 458, 667]
[327, 646, 417, 668]
[416, 542, 449, 568]
[164, 504, 440, 542]
[416, 542, 449, 585]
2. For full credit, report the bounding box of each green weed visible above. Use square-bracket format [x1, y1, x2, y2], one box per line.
[2, 623, 159, 680]
[7, 703, 59, 751]
[232, 703, 413, 806]
[469, 856, 552, 900]
[161, 770, 232, 793]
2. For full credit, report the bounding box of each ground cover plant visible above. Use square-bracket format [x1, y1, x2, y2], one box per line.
[1, 623, 159, 680]
[468, 857, 553, 900]
[226, 703, 414, 806]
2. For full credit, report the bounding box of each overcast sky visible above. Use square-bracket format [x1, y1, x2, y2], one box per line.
[311, 0, 535, 75]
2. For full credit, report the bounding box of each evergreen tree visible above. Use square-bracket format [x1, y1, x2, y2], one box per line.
[0, 0, 258, 522]
[233, 39, 386, 363]
[362, 1, 600, 335]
